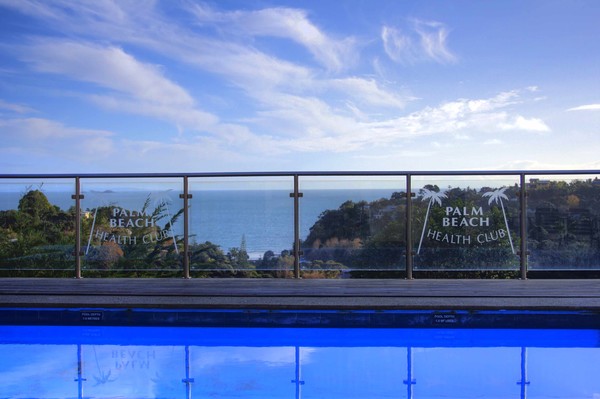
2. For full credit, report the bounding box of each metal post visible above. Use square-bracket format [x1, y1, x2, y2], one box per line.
[519, 174, 528, 279]
[73, 177, 83, 279]
[406, 175, 413, 279]
[181, 176, 191, 279]
[290, 175, 303, 279]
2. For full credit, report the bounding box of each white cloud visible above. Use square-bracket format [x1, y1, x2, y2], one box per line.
[326, 77, 409, 110]
[23, 40, 194, 106]
[567, 104, 600, 111]
[20, 39, 220, 130]
[0, 99, 34, 114]
[500, 115, 550, 132]
[382, 26, 416, 64]
[188, 3, 356, 71]
[382, 19, 457, 64]
[414, 19, 457, 64]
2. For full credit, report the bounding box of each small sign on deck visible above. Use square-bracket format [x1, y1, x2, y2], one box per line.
[433, 313, 457, 324]
[80, 311, 103, 322]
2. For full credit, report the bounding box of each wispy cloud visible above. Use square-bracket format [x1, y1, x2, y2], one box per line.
[567, 104, 600, 111]
[187, 3, 356, 72]
[382, 19, 457, 64]
[22, 40, 194, 106]
[20, 39, 219, 129]
[0, 99, 35, 114]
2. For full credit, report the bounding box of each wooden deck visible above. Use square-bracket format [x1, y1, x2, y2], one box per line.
[1, 278, 600, 311]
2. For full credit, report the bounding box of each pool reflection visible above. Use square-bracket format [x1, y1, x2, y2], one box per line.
[0, 327, 599, 399]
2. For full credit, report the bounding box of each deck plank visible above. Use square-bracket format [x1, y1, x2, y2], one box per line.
[1, 278, 600, 310]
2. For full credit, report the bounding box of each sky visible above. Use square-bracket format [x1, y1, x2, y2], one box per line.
[0, 0, 598, 174]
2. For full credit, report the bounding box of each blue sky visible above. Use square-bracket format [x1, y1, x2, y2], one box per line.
[0, 0, 598, 174]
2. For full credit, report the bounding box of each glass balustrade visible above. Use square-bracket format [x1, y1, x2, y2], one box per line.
[411, 175, 521, 273]
[188, 176, 294, 277]
[80, 178, 184, 277]
[526, 174, 600, 271]
[298, 175, 407, 277]
[0, 178, 75, 276]
[0, 171, 598, 277]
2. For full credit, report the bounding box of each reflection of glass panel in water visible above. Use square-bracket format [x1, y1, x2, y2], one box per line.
[1, 326, 598, 399]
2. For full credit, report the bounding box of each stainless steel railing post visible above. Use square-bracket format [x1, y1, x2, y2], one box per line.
[73, 176, 83, 278]
[291, 175, 303, 279]
[406, 174, 414, 279]
[181, 176, 191, 279]
[519, 174, 528, 279]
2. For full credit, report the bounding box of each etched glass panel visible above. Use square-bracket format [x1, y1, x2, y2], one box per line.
[412, 175, 521, 272]
[80, 178, 183, 276]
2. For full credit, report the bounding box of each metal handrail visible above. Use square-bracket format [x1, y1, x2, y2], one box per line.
[1, 169, 599, 179]
[1, 170, 598, 278]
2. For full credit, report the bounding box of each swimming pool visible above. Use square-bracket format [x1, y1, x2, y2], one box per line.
[1, 325, 599, 398]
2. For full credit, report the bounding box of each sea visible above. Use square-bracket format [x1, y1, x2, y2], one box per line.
[0, 189, 398, 258]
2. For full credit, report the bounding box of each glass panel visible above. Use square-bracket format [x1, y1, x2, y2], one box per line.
[188, 176, 294, 277]
[527, 174, 600, 270]
[412, 175, 520, 272]
[81, 178, 183, 277]
[299, 176, 406, 277]
[0, 178, 75, 276]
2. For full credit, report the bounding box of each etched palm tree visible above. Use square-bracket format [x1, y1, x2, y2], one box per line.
[85, 191, 117, 255]
[417, 188, 447, 254]
[151, 189, 180, 254]
[483, 187, 515, 254]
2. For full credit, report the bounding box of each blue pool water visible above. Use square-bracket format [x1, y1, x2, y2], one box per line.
[1, 326, 599, 398]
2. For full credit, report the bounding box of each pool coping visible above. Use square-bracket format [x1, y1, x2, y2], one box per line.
[1, 307, 599, 329]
